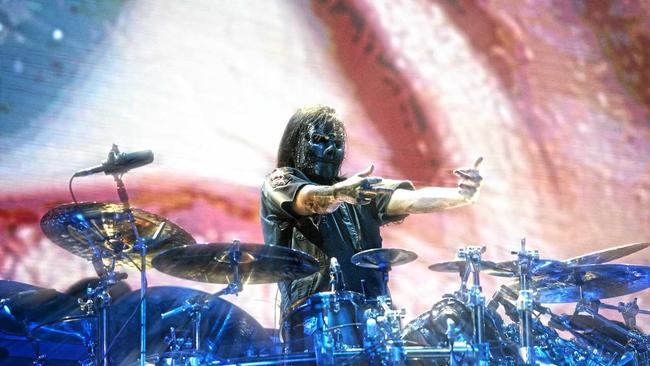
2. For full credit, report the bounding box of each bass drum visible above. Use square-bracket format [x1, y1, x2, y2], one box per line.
[108, 287, 274, 366]
[402, 296, 515, 365]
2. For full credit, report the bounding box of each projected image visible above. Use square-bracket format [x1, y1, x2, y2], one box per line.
[1, 1, 649, 365]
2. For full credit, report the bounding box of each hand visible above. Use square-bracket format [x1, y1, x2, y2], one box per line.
[332, 164, 391, 205]
[453, 157, 483, 202]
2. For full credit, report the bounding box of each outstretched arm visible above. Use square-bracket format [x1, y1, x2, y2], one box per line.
[292, 165, 391, 216]
[385, 157, 483, 215]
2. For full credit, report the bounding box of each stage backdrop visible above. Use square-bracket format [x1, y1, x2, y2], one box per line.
[1, 0, 649, 330]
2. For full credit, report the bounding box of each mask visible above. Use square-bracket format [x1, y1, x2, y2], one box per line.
[295, 123, 345, 184]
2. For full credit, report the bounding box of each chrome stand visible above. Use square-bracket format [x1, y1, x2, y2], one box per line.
[160, 240, 244, 355]
[457, 246, 490, 365]
[513, 238, 536, 365]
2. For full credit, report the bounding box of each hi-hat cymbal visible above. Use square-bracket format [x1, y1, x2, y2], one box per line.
[152, 243, 320, 284]
[351, 248, 417, 269]
[507, 264, 650, 303]
[565, 242, 650, 266]
[40, 202, 195, 268]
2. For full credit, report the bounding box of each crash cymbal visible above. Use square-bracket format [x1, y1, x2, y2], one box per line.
[351, 248, 417, 269]
[428, 260, 499, 273]
[40, 202, 195, 268]
[152, 243, 320, 284]
[507, 264, 650, 303]
[487, 259, 567, 277]
[108, 286, 273, 365]
[565, 242, 650, 266]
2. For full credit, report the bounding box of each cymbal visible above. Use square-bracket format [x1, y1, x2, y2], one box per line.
[488, 259, 567, 277]
[508, 264, 650, 303]
[40, 202, 195, 268]
[152, 243, 320, 284]
[565, 242, 650, 266]
[351, 248, 417, 269]
[428, 260, 499, 273]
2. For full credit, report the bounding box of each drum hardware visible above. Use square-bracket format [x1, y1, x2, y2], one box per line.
[350, 248, 417, 366]
[454, 246, 490, 365]
[599, 298, 650, 328]
[329, 257, 346, 292]
[572, 299, 648, 346]
[20, 153, 650, 366]
[42, 144, 191, 366]
[110, 170, 166, 366]
[159, 240, 247, 361]
[508, 238, 538, 365]
[351, 247, 417, 300]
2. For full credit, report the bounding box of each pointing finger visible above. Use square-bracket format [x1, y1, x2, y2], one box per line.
[473, 157, 483, 169]
[357, 164, 374, 177]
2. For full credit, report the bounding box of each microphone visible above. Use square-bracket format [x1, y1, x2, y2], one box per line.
[74, 147, 153, 177]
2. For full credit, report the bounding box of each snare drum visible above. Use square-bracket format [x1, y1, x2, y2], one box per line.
[282, 291, 368, 353]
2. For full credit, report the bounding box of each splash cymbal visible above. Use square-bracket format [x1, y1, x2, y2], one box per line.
[351, 248, 417, 269]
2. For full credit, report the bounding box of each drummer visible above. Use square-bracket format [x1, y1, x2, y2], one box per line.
[260, 105, 482, 314]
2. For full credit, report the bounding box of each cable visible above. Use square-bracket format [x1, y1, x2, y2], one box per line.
[68, 175, 80, 205]
[101, 290, 146, 366]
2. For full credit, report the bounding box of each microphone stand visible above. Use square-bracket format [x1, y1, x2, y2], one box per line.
[109, 144, 164, 366]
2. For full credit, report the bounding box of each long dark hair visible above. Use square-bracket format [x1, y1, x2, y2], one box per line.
[276, 105, 346, 168]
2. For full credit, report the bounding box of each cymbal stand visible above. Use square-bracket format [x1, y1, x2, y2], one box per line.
[452, 262, 471, 303]
[512, 238, 537, 365]
[75, 214, 126, 366]
[161, 298, 209, 354]
[160, 239, 243, 357]
[79, 255, 128, 366]
[360, 263, 406, 366]
[457, 246, 489, 365]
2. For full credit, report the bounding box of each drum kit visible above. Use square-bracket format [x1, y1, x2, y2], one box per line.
[1, 146, 649, 365]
